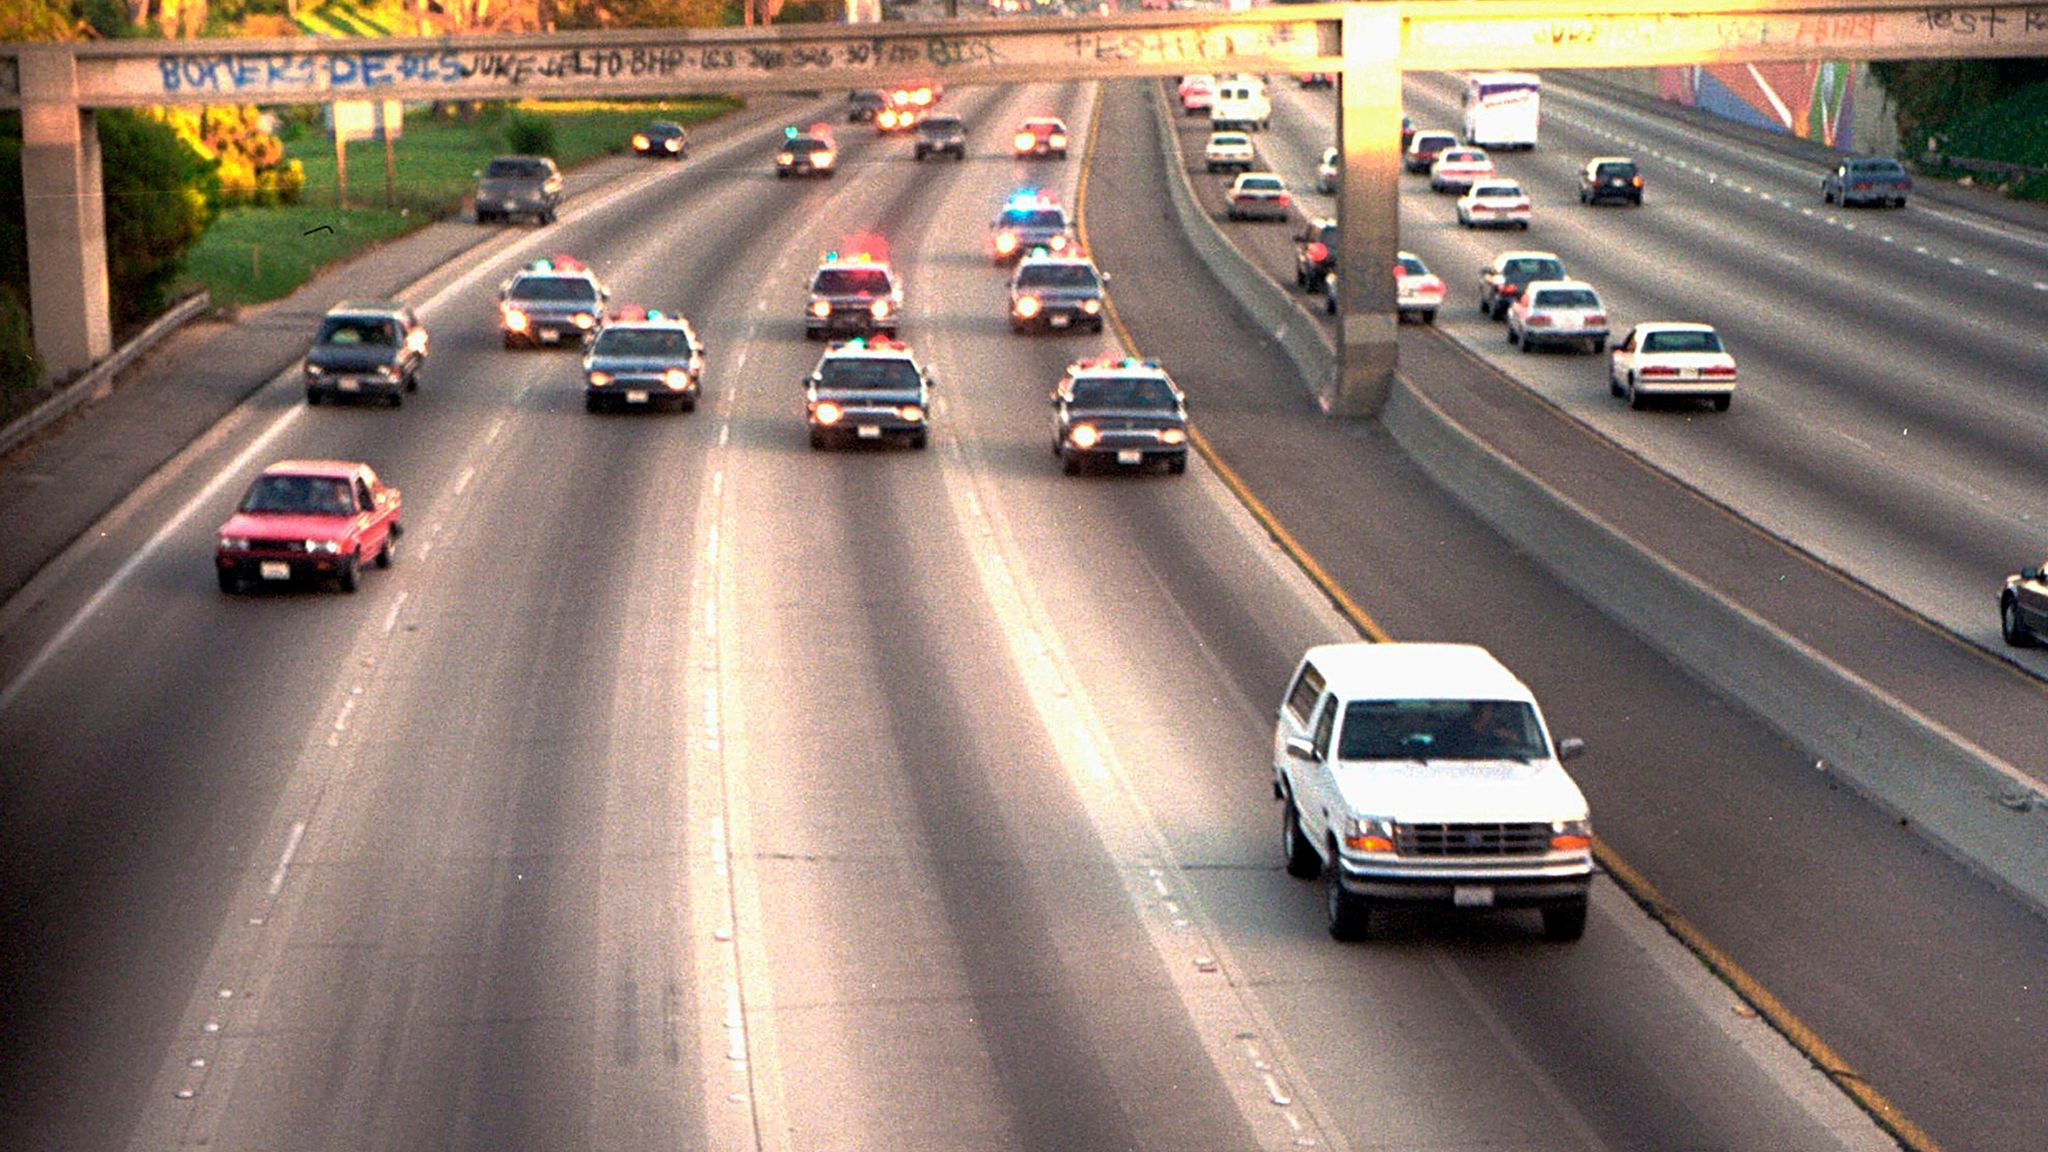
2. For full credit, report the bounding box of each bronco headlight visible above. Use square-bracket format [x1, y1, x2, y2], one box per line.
[899, 404, 925, 422]
[1160, 427, 1188, 445]
[1068, 424, 1100, 449]
[664, 369, 690, 390]
[303, 363, 324, 377]
[572, 313, 595, 330]
[1080, 298, 1101, 315]
[1550, 819, 1593, 853]
[588, 371, 613, 387]
[1341, 816, 1396, 854]
[813, 401, 844, 425]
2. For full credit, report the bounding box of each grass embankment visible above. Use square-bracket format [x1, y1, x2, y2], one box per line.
[1928, 80, 2048, 201]
[181, 97, 742, 310]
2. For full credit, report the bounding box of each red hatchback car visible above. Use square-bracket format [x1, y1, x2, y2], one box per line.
[215, 460, 402, 594]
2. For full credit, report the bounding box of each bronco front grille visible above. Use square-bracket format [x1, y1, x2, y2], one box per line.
[1397, 822, 1552, 857]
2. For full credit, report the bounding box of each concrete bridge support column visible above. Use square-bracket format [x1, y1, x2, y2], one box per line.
[1328, 4, 1402, 417]
[20, 47, 112, 385]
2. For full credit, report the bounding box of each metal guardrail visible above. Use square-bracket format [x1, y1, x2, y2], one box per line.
[0, 290, 211, 461]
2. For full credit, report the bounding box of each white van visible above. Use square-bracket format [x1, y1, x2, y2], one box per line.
[1462, 71, 1541, 150]
[1271, 642, 1594, 941]
[1209, 76, 1271, 132]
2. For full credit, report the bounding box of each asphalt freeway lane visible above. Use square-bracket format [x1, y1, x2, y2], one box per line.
[1121, 79, 2048, 1152]
[0, 75, 2028, 1152]
[1255, 71, 2048, 672]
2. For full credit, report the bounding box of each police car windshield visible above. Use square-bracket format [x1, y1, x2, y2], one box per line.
[1072, 376, 1176, 409]
[814, 268, 891, 295]
[1338, 699, 1545, 761]
[819, 359, 921, 390]
[484, 158, 548, 179]
[317, 317, 396, 346]
[511, 277, 599, 303]
[241, 474, 354, 516]
[1398, 257, 1427, 276]
[1016, 264, 1098, 290]
[1002, 208, 1067, 229]
[595, 328, 689, 356]
[1506, 259, 1564, 280]
[1642, 329, 1723, 354]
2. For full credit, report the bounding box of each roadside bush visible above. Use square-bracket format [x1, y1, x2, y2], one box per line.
[0, 288, 39, 404]
[100, 108, 218, 331]
[152, 105, 303, 207]
[505, 111, 558, 157]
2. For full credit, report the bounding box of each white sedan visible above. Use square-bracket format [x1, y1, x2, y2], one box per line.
[1429, 147, 1495, 193]
[1457, 178, 1532, 229]
[1315, 146, 1340, 193]
[1226, 171, 1292, 221]
[1609, 322, 1737, 411]
[1205, 131, 1256, 173]
[1506, 279, 1607, 354]
[1394, 251, 1444, 323]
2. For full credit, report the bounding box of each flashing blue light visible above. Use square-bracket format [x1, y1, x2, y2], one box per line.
[785, 125, 798, 138]
[1007, 187, 1045, 207]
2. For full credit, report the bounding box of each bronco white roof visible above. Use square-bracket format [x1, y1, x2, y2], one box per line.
[1299, 642, 1537, 704]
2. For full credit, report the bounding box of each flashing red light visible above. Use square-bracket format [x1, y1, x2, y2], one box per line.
[1307, 243, 1328, 263]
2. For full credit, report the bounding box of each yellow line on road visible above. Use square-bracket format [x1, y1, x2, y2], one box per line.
[1077, 77, 1946, 1152]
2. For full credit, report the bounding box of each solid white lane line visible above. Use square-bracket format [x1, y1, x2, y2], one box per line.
[266, 821, 307, 896]
[0, 403, 305, 714]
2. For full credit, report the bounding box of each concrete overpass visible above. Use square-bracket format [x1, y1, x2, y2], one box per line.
[5, 0, 2046, 413]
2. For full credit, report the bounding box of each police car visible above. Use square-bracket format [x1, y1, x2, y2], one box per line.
[990, 191, 1076, 264]
[804, 251, 901, 340]
[805, 336, 933, 450]
[499, 256, 609, 349]
[1009, 251, 1105, 334]
[583, 308, 705, 413]
[1051, 356, 1189, 475]
[775, 125, 837, 178]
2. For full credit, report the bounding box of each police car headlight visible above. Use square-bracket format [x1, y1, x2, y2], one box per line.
[588, 371, 613, 387]
[633, 133, 651, 150]
[814, 401, 844, 425]
[664, 369, 690, 390]
[1014, 295, 1042, 318]
[1068, 424, 1100, 449]
[1160, 427, 1187, 445]
[777, 152, 794, 166]
[811, 300, 833, 319]
[815, 151, 836, 168]
[870, 299, 893, 319]
[1048, 235, 1068, 251]
[1049, 134, 1067, 149]
[899, 404, 924, 422]
[503, 309, 530, 332]
[995, 233, 1019, 255]
[1080, 298, 1101, 314]
[665, 138, 682, 153]
[572, 313, 595, 330]
[307, 539, 341, 555]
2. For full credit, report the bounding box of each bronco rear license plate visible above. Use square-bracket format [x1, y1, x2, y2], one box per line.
[1453, 885, 1495, 907]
